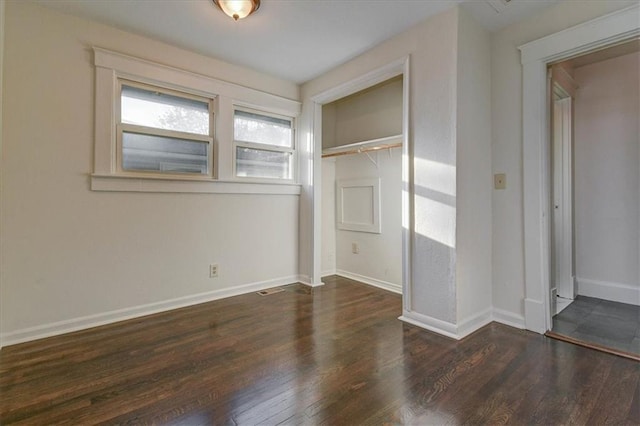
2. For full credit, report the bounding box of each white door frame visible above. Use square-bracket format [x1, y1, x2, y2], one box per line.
[552, 96, 575, 301]
[519, 4, 639, 333]
[310, 56, 412, 306]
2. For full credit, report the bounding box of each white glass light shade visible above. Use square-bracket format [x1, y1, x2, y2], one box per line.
[213, 0, 260, 21]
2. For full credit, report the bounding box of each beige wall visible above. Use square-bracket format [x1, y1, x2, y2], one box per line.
[322, 77, 403, 149]
[302, 7, 461, 324]
[491, 0, 638, 318]
[1, 1, 301, 342]
[321, 158, 336, 276]
[0, 0, 5, 348]
[304, 6, 494, 336]
[333, 148, 403, 291]
[574, 52, 640, 301]
[320, 76, 404, 290]
[455, 7, 492, 324]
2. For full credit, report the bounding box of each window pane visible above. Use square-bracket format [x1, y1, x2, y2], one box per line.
[236, 147, 292, 179]
[234, 110, 292, 148]
[122, 132, 208, 174]
[121, 85, 209, 135]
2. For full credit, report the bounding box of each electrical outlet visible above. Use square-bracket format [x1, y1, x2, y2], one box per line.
[209, 263, 219, 278]
[352, 243, 359, 254]
[494, 173, 506, 190]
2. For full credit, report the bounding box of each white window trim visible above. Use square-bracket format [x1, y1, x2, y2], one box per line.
[92, 47, 301, 194]
[232, 105, 296, 183]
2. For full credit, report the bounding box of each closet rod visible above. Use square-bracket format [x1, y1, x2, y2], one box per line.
[321, 142, 402, 158]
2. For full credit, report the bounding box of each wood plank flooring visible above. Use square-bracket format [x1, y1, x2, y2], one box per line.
[1, 275, 639, 425]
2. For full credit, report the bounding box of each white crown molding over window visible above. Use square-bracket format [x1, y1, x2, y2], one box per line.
[519, 4, 640, 333]
[92, 47, 302, 193]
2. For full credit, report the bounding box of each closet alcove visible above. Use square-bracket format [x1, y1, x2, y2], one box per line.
[320, 75, 403, 294]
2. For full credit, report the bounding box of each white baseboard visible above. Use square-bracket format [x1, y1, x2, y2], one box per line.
[0, 275, 300, 347]
[492, 308, 526, 329]
[399, 310, 459, 339]
[524, 298, 546, 334]
[297, 275, 325, 287]
[321, 269, 337, 278]
[457, 308, 494, 338]
[400, 307, 526, 340]
[577, 277, 640, 306]
[335, 270, 402, 294]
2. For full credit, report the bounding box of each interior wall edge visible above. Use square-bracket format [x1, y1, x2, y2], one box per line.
[399, 306, 496, 340]
[399, 311, 459, 340]
[0, 0, 5, 351]
[297, 275, 325, 288]
[456, 307, 494, 339]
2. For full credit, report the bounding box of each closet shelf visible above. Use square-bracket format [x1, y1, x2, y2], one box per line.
[321, 134, 402, 158]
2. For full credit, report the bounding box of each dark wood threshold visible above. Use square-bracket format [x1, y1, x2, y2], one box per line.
[545, 330, 640, 362]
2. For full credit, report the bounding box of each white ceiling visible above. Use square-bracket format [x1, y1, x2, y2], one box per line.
[34, 0, 560, 84]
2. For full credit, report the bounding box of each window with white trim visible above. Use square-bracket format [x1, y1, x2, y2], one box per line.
[92, 48, 302, 193]
[233, 108, 294, 180]
[118, 80, 214, 176]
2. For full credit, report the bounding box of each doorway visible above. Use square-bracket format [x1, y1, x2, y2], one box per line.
[310, 57, 411, 306]
[547, 40, 640, 359]
[320, 76, 403, 293]
[550, 68, 576, 315]
[519, 4, 639, 335]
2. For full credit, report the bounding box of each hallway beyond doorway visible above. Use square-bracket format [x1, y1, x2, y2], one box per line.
[549, 295, 639, 360]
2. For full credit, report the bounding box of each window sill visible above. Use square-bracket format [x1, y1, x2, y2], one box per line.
[90, 174, 301, 195]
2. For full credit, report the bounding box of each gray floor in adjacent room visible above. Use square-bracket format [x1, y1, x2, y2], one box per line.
[552, 295, 640, 356]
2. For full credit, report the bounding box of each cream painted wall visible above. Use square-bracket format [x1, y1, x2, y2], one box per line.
[321, 104, 337, 149]
[455, 8, 492, 324]
[334, 148, 402, 290]
[573, 52, 640, 299]
[491, 0, 638, 319]
[324, 77, 403, 149]
[321, 158, 336, 276]
[1, 1, 300, 340]
[0, 0, 5, 348]
[320, 77, 403, 289]
[302, 7, 460, 324]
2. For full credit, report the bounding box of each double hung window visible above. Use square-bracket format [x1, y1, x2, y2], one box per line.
[118, 81, 214, 176]
[233, 108, 294, 180]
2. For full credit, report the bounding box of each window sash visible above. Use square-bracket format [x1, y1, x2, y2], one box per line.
[235, 146, 293, 180]
[232, 108, 296, 181]
[233, 107, 294, 150]
[116, 80, 215, 177]
[116, 125, 213, 176]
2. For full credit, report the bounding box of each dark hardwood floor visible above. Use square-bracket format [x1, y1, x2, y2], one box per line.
[1, 275, 639, 425]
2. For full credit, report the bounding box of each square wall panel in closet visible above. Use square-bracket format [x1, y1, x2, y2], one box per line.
[336, 178, 381, 234]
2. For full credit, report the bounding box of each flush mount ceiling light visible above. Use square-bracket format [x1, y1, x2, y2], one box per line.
[213, 0, 261, 21]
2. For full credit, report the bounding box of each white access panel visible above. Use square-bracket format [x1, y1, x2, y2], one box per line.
[336, 178, 381, 234]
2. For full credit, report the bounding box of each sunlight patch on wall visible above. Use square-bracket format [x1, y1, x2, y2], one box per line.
[414, 157, 456, 197]
[414, 194, 456, 248]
